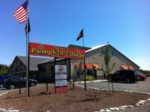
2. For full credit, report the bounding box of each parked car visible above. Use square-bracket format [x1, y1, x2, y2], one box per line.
[108, 70, 137, 83]
[3, 76, 37, 89]
[0, 74, 14, 88]
[135, 71, 147, 81]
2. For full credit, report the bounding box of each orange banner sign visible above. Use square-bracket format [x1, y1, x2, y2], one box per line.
[29, 42, 85, 59]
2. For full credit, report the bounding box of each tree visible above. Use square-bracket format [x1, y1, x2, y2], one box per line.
[101, 47, 115, 95]
[0, 64, 9, 75]
[102, 47, 115, 77]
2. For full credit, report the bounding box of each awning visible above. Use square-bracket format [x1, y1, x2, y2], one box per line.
[85, 64, 93, 69]
[121, 65, 128, 70]
[128, 66, 134, 70]
[93, 64, 101, 70]
[74, 63, 83, 69]
[74, 63, 101, 70]
[121, 65, 134, 70]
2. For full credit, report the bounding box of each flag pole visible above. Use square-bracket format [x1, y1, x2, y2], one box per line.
[82, 29, 87, 90]
[26, 0, 29, 100]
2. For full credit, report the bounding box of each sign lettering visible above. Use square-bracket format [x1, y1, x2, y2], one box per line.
[29, 42, 85, 59]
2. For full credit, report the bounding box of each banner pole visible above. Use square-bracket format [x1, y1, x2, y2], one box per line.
[26, 0, 29, 100]
[83, 29, 86, 90]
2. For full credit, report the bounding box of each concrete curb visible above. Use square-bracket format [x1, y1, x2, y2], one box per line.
[0, 92, 8, 97]
[0, 108, 20, 112]
[75, 80, 107, 84]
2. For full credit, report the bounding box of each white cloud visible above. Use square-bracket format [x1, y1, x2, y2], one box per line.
[132, 56, 150, 70]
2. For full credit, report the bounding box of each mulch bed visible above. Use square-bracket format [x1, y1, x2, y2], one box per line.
[0, 85, 149, 112]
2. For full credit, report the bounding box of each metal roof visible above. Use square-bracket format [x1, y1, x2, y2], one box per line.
[17, 56, 51, 71]
[86, 44, 107, 53]
[68, 44, 91, 50]
[85, 44, 140, 68]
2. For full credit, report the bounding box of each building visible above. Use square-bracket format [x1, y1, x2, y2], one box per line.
[71, 44, 139, 79]
[8, 44, 140, 82]
[8, 56, 51, 80]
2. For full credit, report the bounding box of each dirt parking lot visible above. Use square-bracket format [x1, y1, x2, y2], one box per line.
[75, 77, 150, 93]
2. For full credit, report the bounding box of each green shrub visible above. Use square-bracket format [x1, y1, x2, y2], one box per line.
[86, 75, 95, 81]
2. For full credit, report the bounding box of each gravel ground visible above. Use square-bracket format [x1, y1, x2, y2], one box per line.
[0, 87, 149, 112]
[0, 78, 150, 112]
[75, 77, 150, 112]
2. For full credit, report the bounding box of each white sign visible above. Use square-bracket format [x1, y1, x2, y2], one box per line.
[55, 65, 68, 88]
[55, 74, 67, 80]
[55, 65, 67, 74]
[55, 80, 67, 87]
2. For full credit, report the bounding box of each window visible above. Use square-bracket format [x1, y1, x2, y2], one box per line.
[101, 49, 105, 55]
[111, 50, 116, 56]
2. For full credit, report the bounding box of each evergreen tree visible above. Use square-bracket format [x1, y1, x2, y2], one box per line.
[0, 64, 9, 75]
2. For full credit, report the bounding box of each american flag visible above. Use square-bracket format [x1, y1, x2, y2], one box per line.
[13, 1, 28, 24]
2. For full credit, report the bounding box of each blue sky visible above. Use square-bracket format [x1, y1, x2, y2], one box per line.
[0, 0, 150, 70]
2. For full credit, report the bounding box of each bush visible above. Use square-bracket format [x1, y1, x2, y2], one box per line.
[106, 74, 112, 81]
[86, 75, 95, 81]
